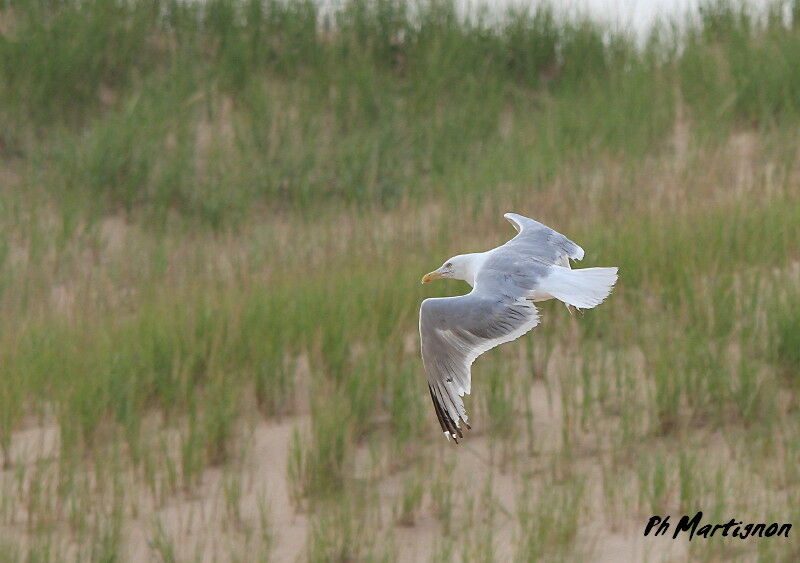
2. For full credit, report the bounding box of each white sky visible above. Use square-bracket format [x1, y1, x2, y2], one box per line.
[318, 1, 783, 41]
[458, 0, 778, 37]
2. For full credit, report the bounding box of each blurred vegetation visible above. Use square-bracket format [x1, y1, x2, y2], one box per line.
[1, 0, 800, 560]
[2, 1, 800, 220]
[2, 1, 799, 221]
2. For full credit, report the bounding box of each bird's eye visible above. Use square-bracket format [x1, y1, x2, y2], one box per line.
[446, 262, 452, 268]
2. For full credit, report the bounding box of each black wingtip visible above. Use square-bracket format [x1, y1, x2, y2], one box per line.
[428, 385, 468, 444]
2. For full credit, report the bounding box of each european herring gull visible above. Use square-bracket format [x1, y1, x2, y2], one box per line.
[419, 213, 618, 442]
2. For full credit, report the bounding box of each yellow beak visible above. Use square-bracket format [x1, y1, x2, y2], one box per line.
[421, 271, 443, 284]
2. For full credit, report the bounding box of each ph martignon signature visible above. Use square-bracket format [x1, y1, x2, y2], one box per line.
[644, 511, 791, 540]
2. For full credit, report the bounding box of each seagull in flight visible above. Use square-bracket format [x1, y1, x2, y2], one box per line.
[419, 213, 618, 442]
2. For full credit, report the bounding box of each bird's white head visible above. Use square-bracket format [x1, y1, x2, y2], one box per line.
[421, 254, 481, 285]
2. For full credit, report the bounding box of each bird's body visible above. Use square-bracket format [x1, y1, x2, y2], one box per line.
[419, 213, 618, 442]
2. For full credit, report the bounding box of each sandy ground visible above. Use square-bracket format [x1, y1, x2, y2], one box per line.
[1, 371, 700, 562]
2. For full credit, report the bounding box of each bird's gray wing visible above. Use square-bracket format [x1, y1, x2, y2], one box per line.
[419, 287, 539, 441]
[503, 213, 584, 266]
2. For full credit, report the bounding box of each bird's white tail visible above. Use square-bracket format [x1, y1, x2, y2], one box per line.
[539, 266, 618, 309]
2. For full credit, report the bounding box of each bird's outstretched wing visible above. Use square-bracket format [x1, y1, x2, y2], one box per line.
[503, 212, 584, 266]
[419, 287, 539, 441]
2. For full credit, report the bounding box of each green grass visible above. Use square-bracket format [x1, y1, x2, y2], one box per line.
[0, 0, 669, 218]
[769, 283, 800, 377]
[516, 476, 586, 562]
[4, 1, 796, 220]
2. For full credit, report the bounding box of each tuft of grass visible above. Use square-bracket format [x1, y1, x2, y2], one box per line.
[769, 284, 800, 377]
[515, 476, 586, 562]
[287, 384, 355, 505]
[149, 520, 178, 563]
[393, 471, 424, 527]
[306, 489, 394, 562]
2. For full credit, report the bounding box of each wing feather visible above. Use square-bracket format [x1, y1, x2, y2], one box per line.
[503, 212, 584, 264]
[419, 291, 539, 441]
